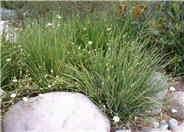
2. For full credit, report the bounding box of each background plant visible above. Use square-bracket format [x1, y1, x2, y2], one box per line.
[151, 2, 184, 76]
[117, 1, 184, 76]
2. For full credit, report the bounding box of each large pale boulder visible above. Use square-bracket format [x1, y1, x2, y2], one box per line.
[3, 92, 110, 132]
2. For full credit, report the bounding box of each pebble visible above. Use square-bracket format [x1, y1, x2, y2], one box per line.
[180, 122, 184, 126]
[159, 120, 168, 130]
[141, 127, 154, 132]
[159, 124, 169, 130]
[166, 92, 184, 120]
[172, 125, 184, 132]
[152, 129, 171, 132]
[152, 121, 160, 128]
[141, 127, 171, 132]
[116, 129, 131, 132]
[149, 118, 159, 128]
[168, 118, 178, 130]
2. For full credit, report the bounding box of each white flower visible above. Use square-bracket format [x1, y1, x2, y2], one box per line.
[21, 48, 23, 52]
[103, 105, 106, 109]
[83, 27, 87, 30]
[6, 58, 11, 62]
[47, 23, 53, 26]
[56, 15, 61, 19]
[171, 109, 177, 113]
[23, 97, 28, 102]
[78, 46, 81, 50]
[108, 48, 111, 51]
[39, 93, 43, 97]
[113, 115, 120, 123]
[48, 85, 51, 88]
[15, 28, 19, 31]
[169, 86, 176, 92]
[107, 28, 111, 31]
[88, 41, 93, 45]
[51, 69, 53, 73]
[57, 24, 60, 27]
[10, 93, 16, 98]
[12, 79, 18, 82]
[23, 12, 27, 16]
[123, 34, 126, 38]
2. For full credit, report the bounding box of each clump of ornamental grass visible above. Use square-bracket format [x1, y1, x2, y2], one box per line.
[61, 36, 168, 124]
[8, 12, 119, 86]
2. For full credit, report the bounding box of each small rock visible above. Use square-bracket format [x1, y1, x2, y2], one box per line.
[152, 129, 171, 132]
[116, 129, 131, 132]
[3, 92, 110, 132]
[147, 72, 169, 116]
[180, 122, 184, 126]
[141, 127, 154, 132]
[141, 127, 171, 132]
[166, 92, 184, 120]
[172, 124, 184, 132]
[153, 121, 160, 129]
[149, 118, 160, 128]
[149, 72, 169, 101]
[159, 120, 168, 130]
[159, 124, 169, 130]
[160, 120, 167, 125]
[168, 118, 178, 130]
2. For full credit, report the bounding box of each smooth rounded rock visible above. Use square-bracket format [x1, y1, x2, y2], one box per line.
[147, 72, 169, 116]
[116, 129, 131, 132]
[149, 118, 160, 128]
[166, 92, 184, 120]
[152, 121, 160, 129]
[159, 120, 168, 130]
[141, 127, 171, 132]
[3, 92, 110, 132]
[172, 125, 184, 132]
[141, 127, 154, 132]
[152, 130, 171, 132]
[151, 129, 171, 132]
[149, 72, 169, 101]
[168, 118, 178, 130]
[159, 125, 169, 130]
